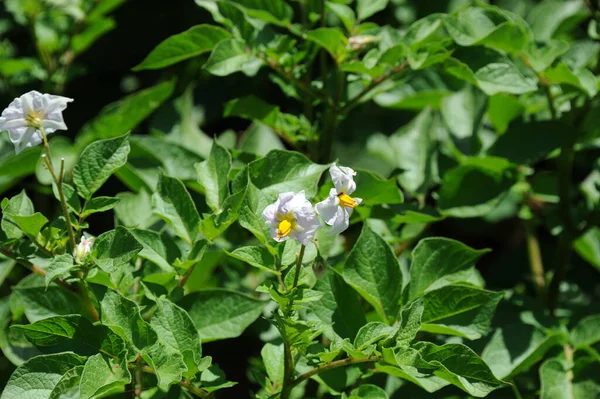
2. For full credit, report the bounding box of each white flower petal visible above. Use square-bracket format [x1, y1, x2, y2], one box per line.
[42, 119, 68, 133]
[11, 127, 42, 154]
[263, 191, 320, 244]
[2, 118, 27, 130]
[328, 207, 350, 235]
[330, 163, 357, 194]
[0, 91, 72, 154]
[315, 189, 341, 225]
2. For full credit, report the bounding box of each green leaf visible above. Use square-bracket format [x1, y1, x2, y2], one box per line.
[96, 288, 186, 389]
[487, 93, 525, 134]
[151, 298, 204, 379]
[539, 357, 600, 399]
[482, 323, 566, 379]
[129, 228, 180, 273]
[79, 353, 131, 399]
[49, 365, 84, 399]
[200, 187, 246, 240]
[114, 190, 157, 229]
[393, 298, 424, 347]
[204, 38, 253, 76]
[438, 157, 516, 218]
[45, 254, 76, 288]
[133, 24, 231, 71]
[1, 190, 33, 239]
[80, 196, 121, 218]
[389, 109, 437, 194]
[326, 2, 356, 32]
[356, 0, 388, 20]
[12, 279, 92, 323]
[152, 173, 201, 244]
[261, 342, 284, 384]
[354, 322, 396, 350]
[413, 342, 509, 397]
[178, 289, 265, 342]
[72, 17, 116, 55]
[195, 140, 231, 212]
[524, 40, 570, 72]
[233, 0, 293, 27]
[13, 314, 126, 357]
[224, 96, 310, 144]
[574, 227, 600, 272]
[443, 6, 529, 53]
[1, 353, 87, 399]
[445, 47, 537, 95]
[76, 80, 175, 147]
[488, 121, 576, 164]
[308, 271, 367, 341]
[440, 86, 487, 140]
[527, 0, 589, 41]
[5, 212, 48, 238]
[570, 315, 600, 348]
[73, 133, 131, 200]
[91, 226, 143, 273]
[226, 246, 278, 274]
[306, 28, 348, 63]
[420, 285, 503, 340]
[352, 169, 404, 205]
[546, 63, 598, 97]
[350, 384, 388, 399]
[343, 224, 402, 323]
[409, 237, 489, 299]
[242, 150, 329, 199]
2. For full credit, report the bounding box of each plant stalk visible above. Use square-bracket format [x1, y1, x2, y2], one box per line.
[524, 220, 546, 300]
[286, 355, 382, 391]
[281, 244, 307, 399]
[39, 126, 77, 251]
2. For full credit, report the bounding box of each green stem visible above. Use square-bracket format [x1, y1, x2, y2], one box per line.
[39, 127, 77, 251]
[511, 379, 524, 399]
[287, 355, 382, 391]
[339, 61, 409, 115]
[281, 244, 307, 399]
[524, 219, 546, 301]
[0, 246, 72, 291]
[291, 245, 306, 292]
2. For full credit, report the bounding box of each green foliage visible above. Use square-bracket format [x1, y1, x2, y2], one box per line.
[2, 0, 600, 398]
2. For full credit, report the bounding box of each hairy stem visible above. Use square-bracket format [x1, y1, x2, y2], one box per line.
[281, 244, 307, 399]
[39, 127, 77, 251]
[524, 220, 546, 300]
[340, 61, 409, 115]
[287, 356, 382, 391]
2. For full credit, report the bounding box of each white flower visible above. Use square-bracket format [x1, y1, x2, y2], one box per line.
[74, 235, 94, 264]
[0, 91, 73, 154]
[315, 164, 362, 235]
[262, 191, 320, 245]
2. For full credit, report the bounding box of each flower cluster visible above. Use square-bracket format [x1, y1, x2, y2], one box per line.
[0, 90, 73, 154]
[262, 164, 362, 245]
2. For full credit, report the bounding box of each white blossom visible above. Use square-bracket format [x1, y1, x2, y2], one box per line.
[0, 91, 73, 154]
[315, 164, 362, 234]
[74, 235, 94, 264]
[262, 191, 320, 245]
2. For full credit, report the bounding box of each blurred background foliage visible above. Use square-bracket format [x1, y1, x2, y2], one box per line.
[1, 0, 600, 397]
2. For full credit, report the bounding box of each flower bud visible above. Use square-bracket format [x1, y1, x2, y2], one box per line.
[74, 236, 94, 264]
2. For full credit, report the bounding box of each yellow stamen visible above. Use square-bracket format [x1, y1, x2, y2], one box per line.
[277, 219, 293, 238]
[338, 192, 358, 208]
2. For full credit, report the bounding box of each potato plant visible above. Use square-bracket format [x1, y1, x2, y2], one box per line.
[0, 0, 599, 398]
